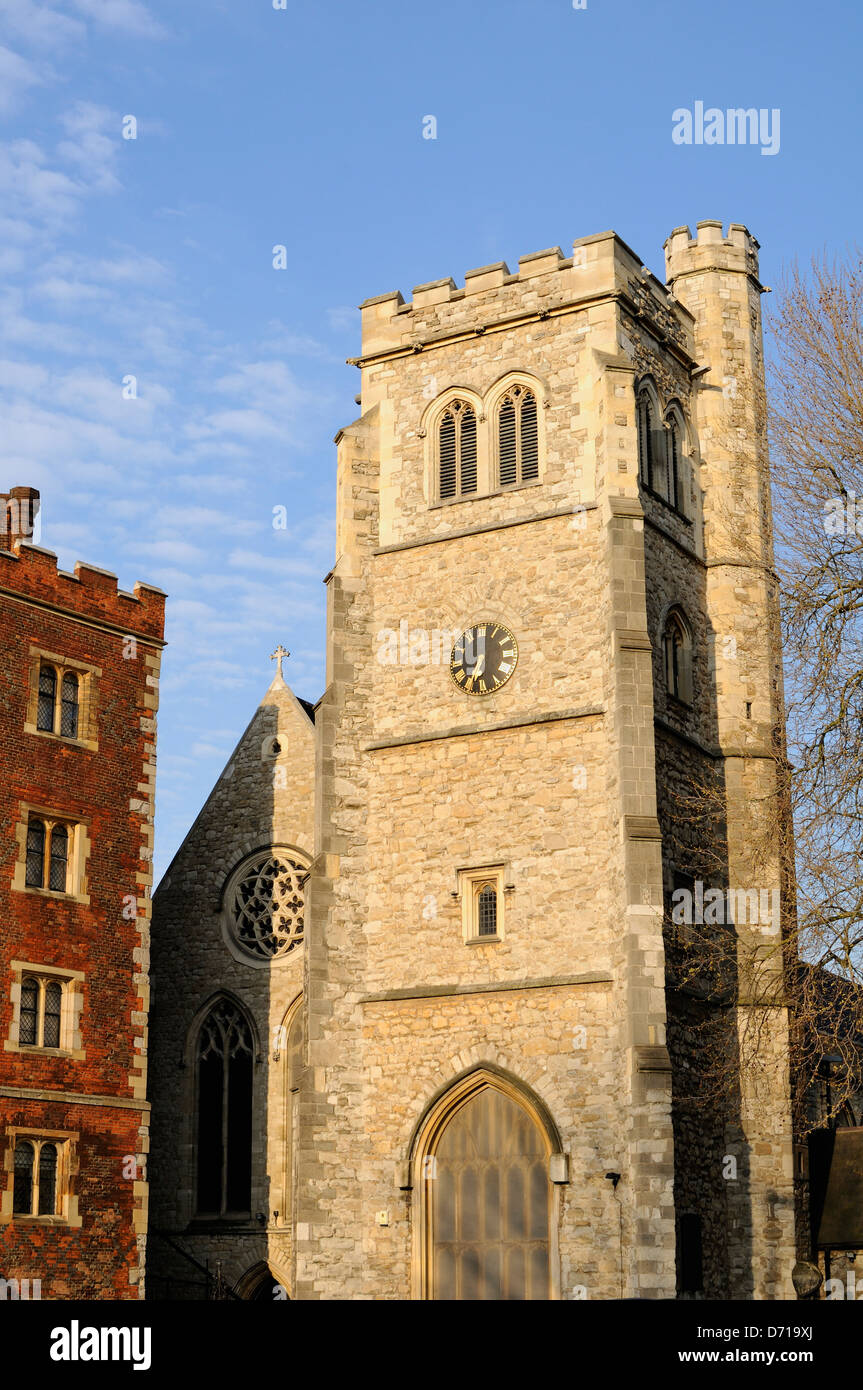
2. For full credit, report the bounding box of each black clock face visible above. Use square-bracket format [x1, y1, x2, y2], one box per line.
[450, 623, 518, 696]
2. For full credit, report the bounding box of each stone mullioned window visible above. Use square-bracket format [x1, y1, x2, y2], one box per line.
[0, 1127, 81, 1228]
[24, 647, 100, 751]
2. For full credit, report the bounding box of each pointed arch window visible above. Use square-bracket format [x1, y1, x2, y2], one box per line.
[196, 999, 254, 1217]
[438, 400, 477, 500]
[663, 608, 693, 705]
[420, 1078, 553, 1300]
[477, 884, 498, 937]
[497, 385, 539, 487]
[637, 386, 663, 493]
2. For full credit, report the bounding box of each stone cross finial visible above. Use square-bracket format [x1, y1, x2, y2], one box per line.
[270, 644, 290, 679]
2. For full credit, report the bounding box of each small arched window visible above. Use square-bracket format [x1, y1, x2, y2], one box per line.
[37, 665, 57, 732]
[196, 999, 254, 1217]
[438, 400, 477, 500]
[477, 884, 498, 937]
[60, 673, 79, 739]
[663, 609, 693, 705]
[498, 385, 539, 487]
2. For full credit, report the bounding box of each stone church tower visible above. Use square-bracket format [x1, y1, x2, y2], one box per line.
[149, 221, 798, 1300]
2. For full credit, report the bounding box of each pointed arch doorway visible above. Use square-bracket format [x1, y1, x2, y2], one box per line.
[235, 1261, 290, 1301]
[414, 1069, 558, 1300]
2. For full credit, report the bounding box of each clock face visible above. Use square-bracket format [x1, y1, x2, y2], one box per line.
[450, 623, 518, 696]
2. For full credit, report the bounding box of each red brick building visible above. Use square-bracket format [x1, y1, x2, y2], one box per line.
[0, 487, 165, 1299]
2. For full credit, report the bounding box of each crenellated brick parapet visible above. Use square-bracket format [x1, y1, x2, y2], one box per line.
[0, 544, 165, 640]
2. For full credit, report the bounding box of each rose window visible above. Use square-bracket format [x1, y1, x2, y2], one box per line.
[228, 853, 306, 959]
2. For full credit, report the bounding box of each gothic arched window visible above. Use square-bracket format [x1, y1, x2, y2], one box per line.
[438, 400, 477, 500]
[663, 404, 690, 515]
[420, 1076, 553, 1300]
[497, 385, 539, 487]
[663, 608, 693, 705]
[637, 385, 666, 495]
[196, 999, 254, 1217]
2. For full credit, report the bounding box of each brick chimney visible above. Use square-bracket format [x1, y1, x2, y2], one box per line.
[0, 487, 40, 550]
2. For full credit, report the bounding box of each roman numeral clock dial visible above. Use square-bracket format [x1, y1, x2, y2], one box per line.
[450, 623, 518, 696]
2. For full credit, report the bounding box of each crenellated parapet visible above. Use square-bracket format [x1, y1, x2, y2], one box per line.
[664, 220, 761, 289]
[356, 230, 697, 367]
[0, 541, 166, 641]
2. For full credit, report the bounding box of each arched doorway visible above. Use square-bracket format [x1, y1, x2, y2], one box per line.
[235, 1261, 290, 1301]
[415, 1070, 557, 1300]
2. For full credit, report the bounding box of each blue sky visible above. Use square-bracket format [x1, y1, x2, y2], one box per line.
[1, 0, 860, 881]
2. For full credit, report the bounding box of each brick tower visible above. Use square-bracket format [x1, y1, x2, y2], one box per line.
[0, 491, 165, 1299]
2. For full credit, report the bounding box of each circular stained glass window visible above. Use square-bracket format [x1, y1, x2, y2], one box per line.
[228, 852, 306, 959]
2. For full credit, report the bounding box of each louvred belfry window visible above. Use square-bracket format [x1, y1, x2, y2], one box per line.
[637, 390, 657, 490]
[438, 400, 477, 499]
[498, 386, 539, 488]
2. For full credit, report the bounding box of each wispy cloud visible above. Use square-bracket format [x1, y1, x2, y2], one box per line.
[0, 43, 50, 113]
[67, 0, 167, 41]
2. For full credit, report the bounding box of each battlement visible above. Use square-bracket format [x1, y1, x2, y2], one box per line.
[357, 230, 695, 361]
[0, 541, 166, 641]
[664, 220, 761, 288]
